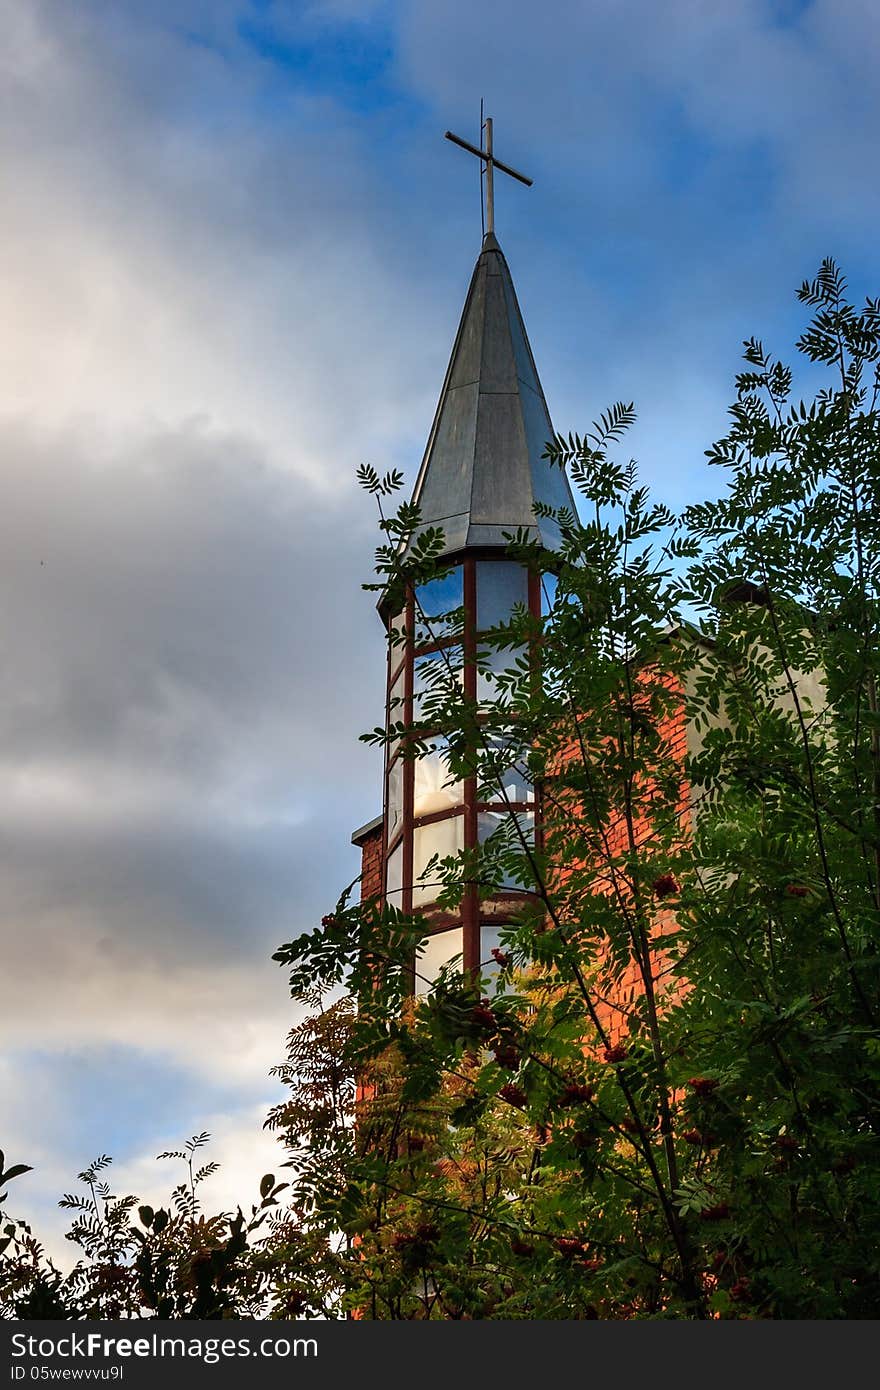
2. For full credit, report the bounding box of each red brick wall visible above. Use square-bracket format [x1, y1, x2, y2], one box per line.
[549, 668, 691, 1047]
[359, 824, 384, 903]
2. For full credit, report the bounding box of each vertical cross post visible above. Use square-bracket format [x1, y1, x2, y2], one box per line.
[484, 116, 494, 237]
[444, 117, 532, 238]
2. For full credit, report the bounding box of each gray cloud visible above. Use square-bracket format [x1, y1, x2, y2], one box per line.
[0, 418, 380, 779]
[0, 0, 447, 480]
[0, 416, 383, 1027]
[2, 0, 878, 1255]
[0, 9, 411, 1246]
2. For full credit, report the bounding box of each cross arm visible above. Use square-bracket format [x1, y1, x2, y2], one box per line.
[443, 131, 533, 187]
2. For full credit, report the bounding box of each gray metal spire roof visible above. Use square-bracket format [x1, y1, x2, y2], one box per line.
[407, 232, 577, 559]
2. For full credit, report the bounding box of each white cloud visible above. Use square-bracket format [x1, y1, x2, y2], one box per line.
[0, 1, 394, 1249]
[0, 0, 440, 489]
[2, 0, 878, 1259]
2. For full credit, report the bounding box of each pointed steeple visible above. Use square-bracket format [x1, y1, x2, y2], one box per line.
[408, 234, 576, 559]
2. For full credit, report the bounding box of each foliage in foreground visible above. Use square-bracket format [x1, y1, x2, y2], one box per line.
[273, 260, 880, 1318]
[3, 260, 880, 1319]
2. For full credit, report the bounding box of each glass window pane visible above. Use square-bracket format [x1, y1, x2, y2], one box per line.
[478, 809, 535, 845]
[385, 841, 404, 907]
[415, 568, 464, 644]
[415, 927, 463, 996]
[540, 572, 558, 617]
[387, 665, 406, 754]
[478, 811, 535, 890]
[387, 758, 404, 841]
[412, 816, 465, 907]
[476, 561, 528, 631]
[481, 925, 505, 993]
[414, 737, 463, 817]
[478, 737, 534, 804]
[389, 607, 408, 666]
[387, 665, 405, 722]
[414, 646, 463, 722]
[477, 644, 527, 704]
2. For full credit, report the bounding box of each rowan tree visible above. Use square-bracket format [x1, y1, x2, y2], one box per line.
[4, 260, 879, 1321]
[274, 259, 880, 1318]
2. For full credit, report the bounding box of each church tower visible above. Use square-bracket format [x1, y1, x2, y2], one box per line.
[352, 124, 577, 993]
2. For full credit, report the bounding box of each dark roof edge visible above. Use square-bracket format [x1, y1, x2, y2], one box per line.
[657, 619, 714, 651]
[351, 813, 383, 847]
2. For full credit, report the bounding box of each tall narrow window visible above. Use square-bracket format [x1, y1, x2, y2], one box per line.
[387, 757, 404, 842]
[476, 560, 528, 630]
[385, 840, 404, 907]
[381, 557, 541, 992]
[415, 928, 463, 996]
[412, 816, 465, 907]
[413, 736, 463, 816]
[415, 569, 464, 645]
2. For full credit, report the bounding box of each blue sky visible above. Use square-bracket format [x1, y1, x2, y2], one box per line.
[1, 0, 878, 1257]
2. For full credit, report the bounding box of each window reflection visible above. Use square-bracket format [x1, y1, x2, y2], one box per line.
[413, 646, 463, 722]
[386, 666, 406, 757]
[412, 816, 465, 906]
[415, 568, 464, 644]
[476, 644, 527, 704]
[389, 607, 408, 663]
[387, 758, 404, 841]
[477, 737, 534, 804]
[386, 841, 404, 906]
[415, 927, 463, 996]
[477, 811, 535, 890]
[540, 571, 559, 618]
[414, 737, 463, 817]
[387, 665, 405, 721]
[476, 561, 528, 631]
[481, 925, 505, 994]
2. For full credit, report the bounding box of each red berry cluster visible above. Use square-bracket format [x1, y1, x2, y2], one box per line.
[652, 873, 680, 899]
[509, 1237, 535, 1258]
[499, 1083, 528, 1109]
[699, 1202, 730, 1222]
[554, 1236, 600, 1272]
[392, 1223, 440, 1253]
[492, 1040, 520, 1071]
[558, 1082, 596, 1107]
[470, 999, 498, 1032]
[603, 1044, 628, 1063]
[555, 1236, 585, 1257]
[687, 1076, 719, 1097]
[785, 883, 809, 897]
[491, 946, 510, 968]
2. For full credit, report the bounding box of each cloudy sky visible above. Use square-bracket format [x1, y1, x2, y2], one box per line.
[2, 0, 878, 1257]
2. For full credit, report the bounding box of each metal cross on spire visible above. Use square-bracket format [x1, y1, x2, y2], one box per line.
[444, 114, 532, 238]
